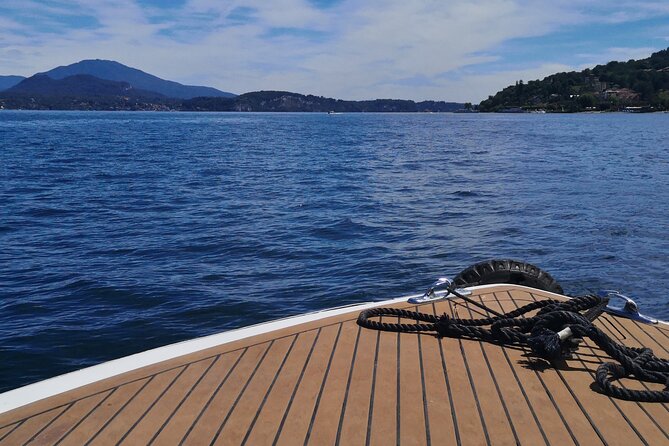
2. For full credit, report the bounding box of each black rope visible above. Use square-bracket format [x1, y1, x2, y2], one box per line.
[357, 295, 669, 402]
[448, 287, 504, 317]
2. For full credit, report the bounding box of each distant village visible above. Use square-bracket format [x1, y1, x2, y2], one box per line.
[480, 48, 669, 112]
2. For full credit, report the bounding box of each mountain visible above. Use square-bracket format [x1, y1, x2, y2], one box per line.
[0, 85, 465, 111]
[479, 47, 669, 112]
[0, 75, 25, 91]
[41, 59, 235, 99]
[183, 90, 464, 112]
[0, 63, 463, 112]
[6, 74, 166, 98]
[1, 74, 179, 110]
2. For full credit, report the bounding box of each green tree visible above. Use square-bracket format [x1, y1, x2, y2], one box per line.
[579, 93, 597, 109]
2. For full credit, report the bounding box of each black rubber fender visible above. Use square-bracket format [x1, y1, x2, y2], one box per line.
[452, 259, 564, 294]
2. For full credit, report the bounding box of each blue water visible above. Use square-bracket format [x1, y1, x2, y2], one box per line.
[1, 111, 668, 393]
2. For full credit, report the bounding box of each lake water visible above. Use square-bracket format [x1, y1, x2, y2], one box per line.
[1, 111, 668, 393]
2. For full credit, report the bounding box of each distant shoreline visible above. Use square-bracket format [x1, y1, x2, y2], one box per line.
[2, 108, 667, 114]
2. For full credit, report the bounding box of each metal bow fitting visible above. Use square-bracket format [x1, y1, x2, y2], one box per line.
[598, 290, 658, 325]
[408, 277, 471, 304]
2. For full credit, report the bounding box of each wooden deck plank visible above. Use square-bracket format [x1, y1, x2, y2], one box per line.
[416, 331, 459, 446]
[301, 322, 358, 446]
[474, 292, 553, 446]
[334, 324, 376, 445]
[651, 325, 669, 343]
[147, 350, 242, 445]
[429, 301, 489, 446]
[523, 290, 663, 446]
[1, 285, 668, 445]
[495, 290, 602, 446]
[444, 298, 519, 446]
[462, 292, 541, 446]
[398, 312, 429, 446]
[117, 357, 216, 445]
[239, 330, 316, 444]
[593, 314, 669, 434]
[0, 423, 19, 442]
[588, 313, 669, 439]
[529, 291, 668, 444]
[603, 313, 669, 352]
[234, 330, 317, 446]
[212, 335, 297, 445]
[367, 320, 399, 446]
[269, 324, 341, 445]
[0, 423, 20, 443]
[0, 406, 66, 445]
[57, 378, 150, 446]
[87, 366, 185, 445]
[180, 342, 271, 445]
[26, 390, 113, 445]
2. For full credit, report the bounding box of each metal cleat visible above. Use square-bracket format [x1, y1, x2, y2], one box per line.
[598, 290, 658, 325]
[409, 277, 471, 304]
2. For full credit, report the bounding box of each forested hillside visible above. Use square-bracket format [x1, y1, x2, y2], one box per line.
[479, 48, 669, 112]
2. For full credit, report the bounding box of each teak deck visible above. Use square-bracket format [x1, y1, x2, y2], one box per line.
[1, 285, 668, 445]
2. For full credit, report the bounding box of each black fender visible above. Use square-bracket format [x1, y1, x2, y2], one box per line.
[452, 259, 563, 294]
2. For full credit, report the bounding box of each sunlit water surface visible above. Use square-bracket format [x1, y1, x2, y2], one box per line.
[1, 111, 668, 392]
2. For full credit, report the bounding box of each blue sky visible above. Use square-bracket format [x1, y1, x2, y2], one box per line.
[1, 0, 668, 102]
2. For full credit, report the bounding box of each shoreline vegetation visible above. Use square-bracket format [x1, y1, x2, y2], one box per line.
[0, 86, 465, 113]
[1, 48, 668, 113]
[479, 48, 669, 113]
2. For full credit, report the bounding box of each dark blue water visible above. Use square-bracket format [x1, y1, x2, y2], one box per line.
[1, 111, 668, 393]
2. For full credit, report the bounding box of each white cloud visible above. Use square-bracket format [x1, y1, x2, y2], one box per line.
[576, 47, 659, 65]
[0, 0, 667, 102]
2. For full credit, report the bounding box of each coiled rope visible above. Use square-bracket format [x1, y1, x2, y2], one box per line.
[357, 294, 669, 402]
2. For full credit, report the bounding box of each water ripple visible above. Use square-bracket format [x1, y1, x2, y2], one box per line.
[1, 111, 668, 392]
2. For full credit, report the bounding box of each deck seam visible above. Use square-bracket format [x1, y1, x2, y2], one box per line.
[623, 320, 669, 355]
[654, 326, 669, 339]
[462, 298, 521, 445]
[528, 293, 608, 445]
[395, 320, 401, 446]
[334, 326, 361, 446]
[496, 291, 578, 446]
[592, 310, 669, 431]
[0, 421, 22, 443]
[447, 299, 492, 446]
[54, 389, 117, 446]
[273, 328, 323, 446]
[178, 347, 249, 445]
[240, 335, 299, 446]
[83, 375, 155, 445]
[364, 323, 381, 446]
[147, 354, 222, 445]
[304, 323, 343, 446]
[512, 291, 607, 445]
[209, 339, 277, 445]
[571, 338, 652, 445]
[114, 362, 191, 445]
[600, 315, 627, 342]
[431, 302, 460, 446]
[3, 287, 668, 446]
[606, 316, 669, 414]
[0, 355, 230, 428]
[24, 402, 70, 445]
[531, 292, 660, 445]
[487, 292, 551, 446]
[0, 315, 363, 425]
[415, 307, 432, 446]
